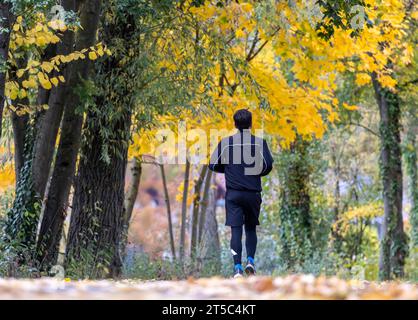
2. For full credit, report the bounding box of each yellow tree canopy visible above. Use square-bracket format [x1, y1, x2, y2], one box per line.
[129, 0, 413, 159]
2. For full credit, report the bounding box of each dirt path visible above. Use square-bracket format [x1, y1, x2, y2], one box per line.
[0, 275, 416, 300]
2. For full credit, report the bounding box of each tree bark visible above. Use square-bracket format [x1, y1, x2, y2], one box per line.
[198, 169, 213, 245]
[7, 46, 56, 248]
[190, 164, 208, 259]
[179, 159, 191, 263]
[4, 115, 39, 252]
[121, 156, 142, 258]
[36, 0, 102, 269]
[9, 55, 30, 183]
[66, 106, 131, 279]
[66, 2, 140, 278]
[32, 0, 77, 200]
[124, 157, 142, 231]
[160, 164, 176, 259]
[197, 174, 220, 274]
[330, 141, 343, 252]
[0, 2, 12, 141]
[11, 112, 28, 183]
[372, 74, 408, 280]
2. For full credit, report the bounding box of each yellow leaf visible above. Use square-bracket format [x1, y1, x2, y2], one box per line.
[343, 103, 359, 111]
[89, 52, 98, 60]
[16, 69, 25, 78]
[22, 78, 38, 89]
[235, 29, 245, 38]
[50, 77, 59, 87]
[38, 72, 52, 90]
[41, 62, 54, 73]
[97, 47, 104, 56]
[36, 36, 47, 46]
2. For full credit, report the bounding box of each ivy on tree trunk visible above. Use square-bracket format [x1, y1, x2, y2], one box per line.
[278, 137, 313, 271]
[372, 73, 408, 280]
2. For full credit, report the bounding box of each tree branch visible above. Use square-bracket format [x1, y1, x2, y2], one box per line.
[346, 122, 380, 137]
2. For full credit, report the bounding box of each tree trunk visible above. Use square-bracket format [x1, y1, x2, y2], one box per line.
[198, 169, 213, 245]
[372, 74, 408, 280]
[6, 43, 55, 252]
[197, 174, 220, 274]
[124, 157, 142, 231]
[0, 2, 12, 141]
[190, 165, 208, 259]
[121, 156, 142, 258]
[32, 0, 77, 200]
[330, 142, 343, 252]
[278, 137, 312, 271]
[160, 164, 176, 259]
[4, 119, 39, 252]
[36, 0, 102, 269]
[66, 106, 131, 279]
[179, 159, 191, 263]
[66, 2, 140, 278]
[11, 112, 29, 183]
[5, 55, 43, 252]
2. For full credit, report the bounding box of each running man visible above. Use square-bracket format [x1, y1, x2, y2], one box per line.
[209, 109, 274, 278]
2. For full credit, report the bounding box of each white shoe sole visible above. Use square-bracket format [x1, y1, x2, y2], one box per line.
[245, 264, 256, 275]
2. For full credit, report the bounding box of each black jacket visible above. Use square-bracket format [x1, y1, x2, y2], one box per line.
[209, 131, 273, 192]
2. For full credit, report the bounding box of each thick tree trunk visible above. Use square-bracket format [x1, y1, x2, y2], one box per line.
[66, 3, 139, 278]
[12, 45, 54, 188]
[5, 54, 43, 252]
[66, 107, 131, 279]
[372, 74, 408, 280]
[32, 0, 77, 200]
[0, 2, 12, 141]
[179, 159, 191, 263]
[190, 165, 208, 259]
[36, 0, 102, 269]
[9, 52, 30, 182]
[7, 47, 55, 249]
[278, 137, 312, 270]
[160, 164, 176, 259]
[4, 120, 39, 252]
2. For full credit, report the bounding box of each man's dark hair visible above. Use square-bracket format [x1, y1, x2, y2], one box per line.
[233, 109, 252, 130]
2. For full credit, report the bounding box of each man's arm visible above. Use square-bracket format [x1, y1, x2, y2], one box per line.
[209, 141, 225, 173]
[260, 139, 273, 176]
